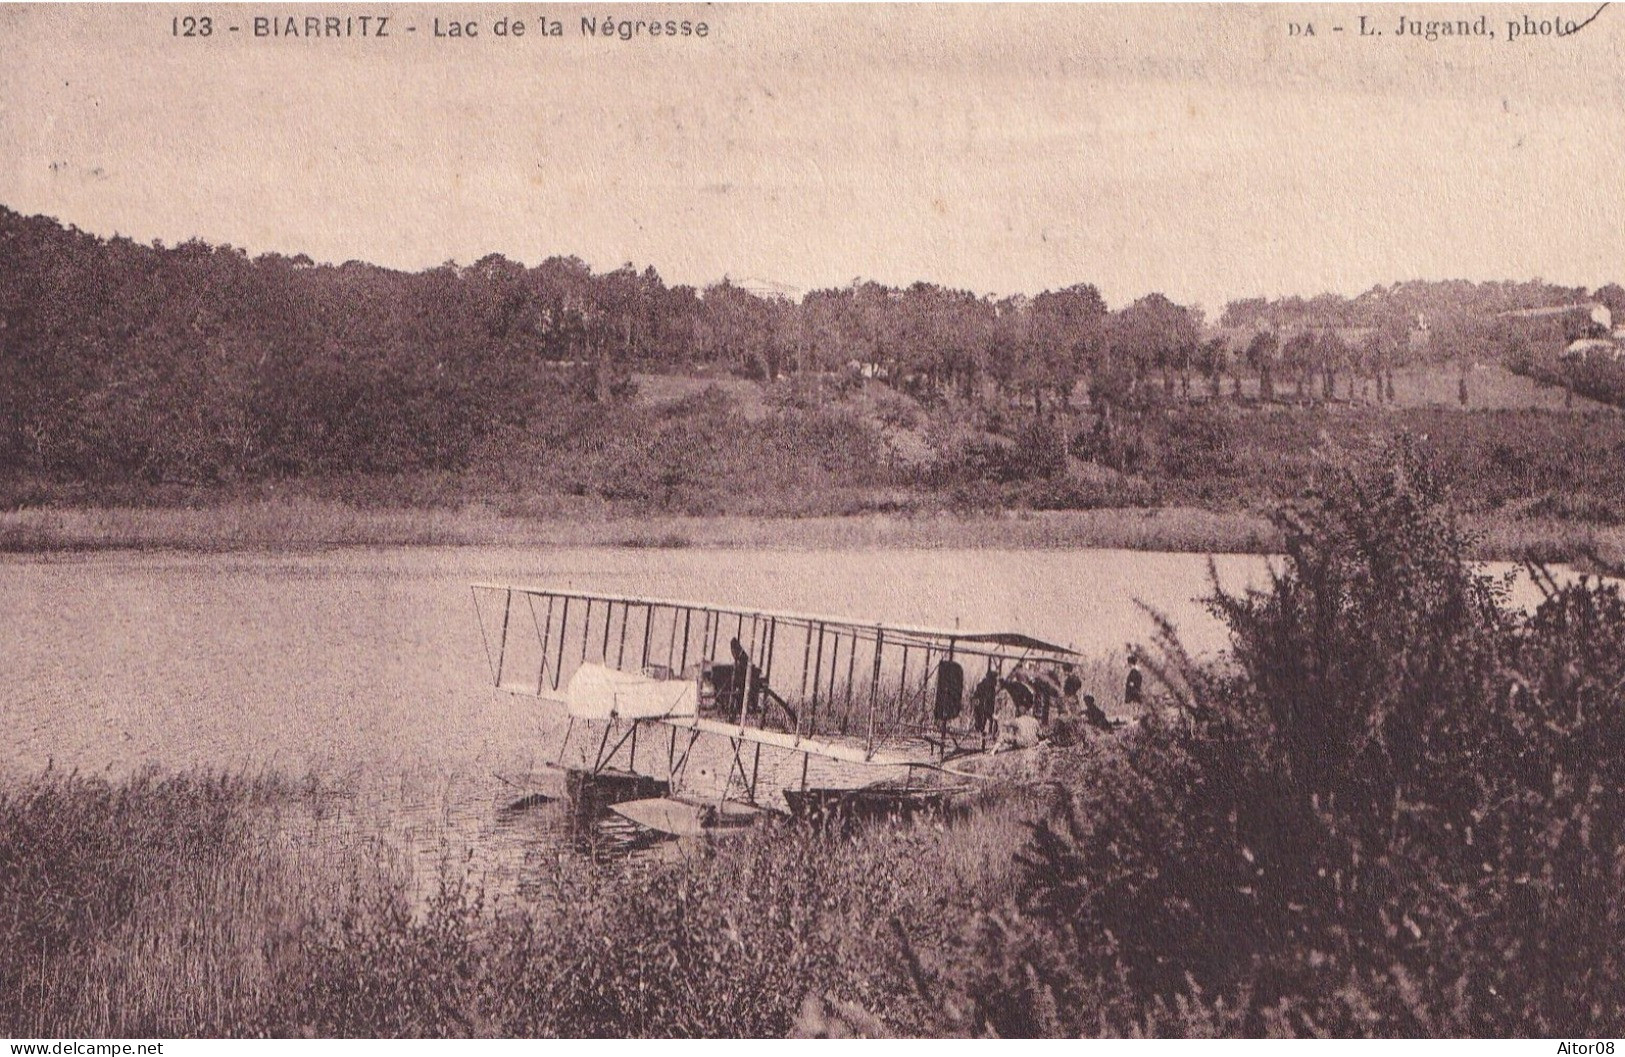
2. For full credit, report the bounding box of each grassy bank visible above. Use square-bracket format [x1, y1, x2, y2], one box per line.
[5, 498, 1625, 567]
[9, 383, 1625, 563]
[0, 500, 1279, 555]
[0, 770, 377, 1037]
[0, 767, 1046, 1038]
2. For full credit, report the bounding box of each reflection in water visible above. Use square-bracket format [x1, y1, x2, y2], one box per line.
[281, 766, 681, 910]
[489, 782, 671, 902]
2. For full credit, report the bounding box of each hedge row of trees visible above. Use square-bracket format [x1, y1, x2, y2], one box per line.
[1221, 280, 1621, 333]
[1508, 342, 1625, 414]
[0, 209, 1136, 483]
[3, 204, 1620, 486]
[2, 211, 575, 481]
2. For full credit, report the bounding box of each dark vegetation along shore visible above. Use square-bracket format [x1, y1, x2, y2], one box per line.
[5, 443, 1623, 1037]
[5, 205, 1625, 564]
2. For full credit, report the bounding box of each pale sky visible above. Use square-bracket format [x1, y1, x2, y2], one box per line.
[2, 3, 1621, 310]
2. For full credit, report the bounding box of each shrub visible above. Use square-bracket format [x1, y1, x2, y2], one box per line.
[966, 439, 1625, 1036]
[867, 388, 925, 431]
[1011, 419, 1068, 480]
[1158, 408, 1237, 481]
[257, 807, 1036, 1037]
[0, 771, 292, 1036]
[1524, 492, 1623, 525]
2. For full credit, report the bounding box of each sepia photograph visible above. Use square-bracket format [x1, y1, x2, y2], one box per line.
[2, 1, 1623, 1041]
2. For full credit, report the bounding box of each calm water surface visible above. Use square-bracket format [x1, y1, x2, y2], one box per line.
[0, 544, 1546, 901]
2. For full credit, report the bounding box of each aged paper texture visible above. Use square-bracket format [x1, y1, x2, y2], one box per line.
[2, 3, 1623, 1041]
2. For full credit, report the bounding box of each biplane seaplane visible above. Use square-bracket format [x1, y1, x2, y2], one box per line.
[471, 583, 1081, 837]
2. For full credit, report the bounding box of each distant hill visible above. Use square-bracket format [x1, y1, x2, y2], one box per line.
[5, 202, 1625, 506]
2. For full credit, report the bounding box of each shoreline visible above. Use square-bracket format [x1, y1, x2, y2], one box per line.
[4, 500, 1623, 566]
[0, 502, 1275, 553]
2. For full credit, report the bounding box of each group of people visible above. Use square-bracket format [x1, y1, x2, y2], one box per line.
[970, 657, 1143, 749]
[715, 632, 1146, 754]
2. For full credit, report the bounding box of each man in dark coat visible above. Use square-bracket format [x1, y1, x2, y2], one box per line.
[1001, 672, 1036, 718]
[970, 666, 1000, 734]
[1030, 667, 1063, 726]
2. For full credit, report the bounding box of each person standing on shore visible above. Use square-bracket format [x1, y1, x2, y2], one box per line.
[1124, 657, 1144, 707]
[970, 666, 1000, 735]
[1062, 664, 1083, 704]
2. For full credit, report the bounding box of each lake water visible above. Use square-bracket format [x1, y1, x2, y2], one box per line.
[0, 544, 1550, 901]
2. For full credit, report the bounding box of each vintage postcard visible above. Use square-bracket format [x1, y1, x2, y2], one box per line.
[2, 2, 1623, 1042]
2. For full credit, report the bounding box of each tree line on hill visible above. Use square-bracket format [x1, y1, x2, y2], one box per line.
[2, 204, 1620, 488]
